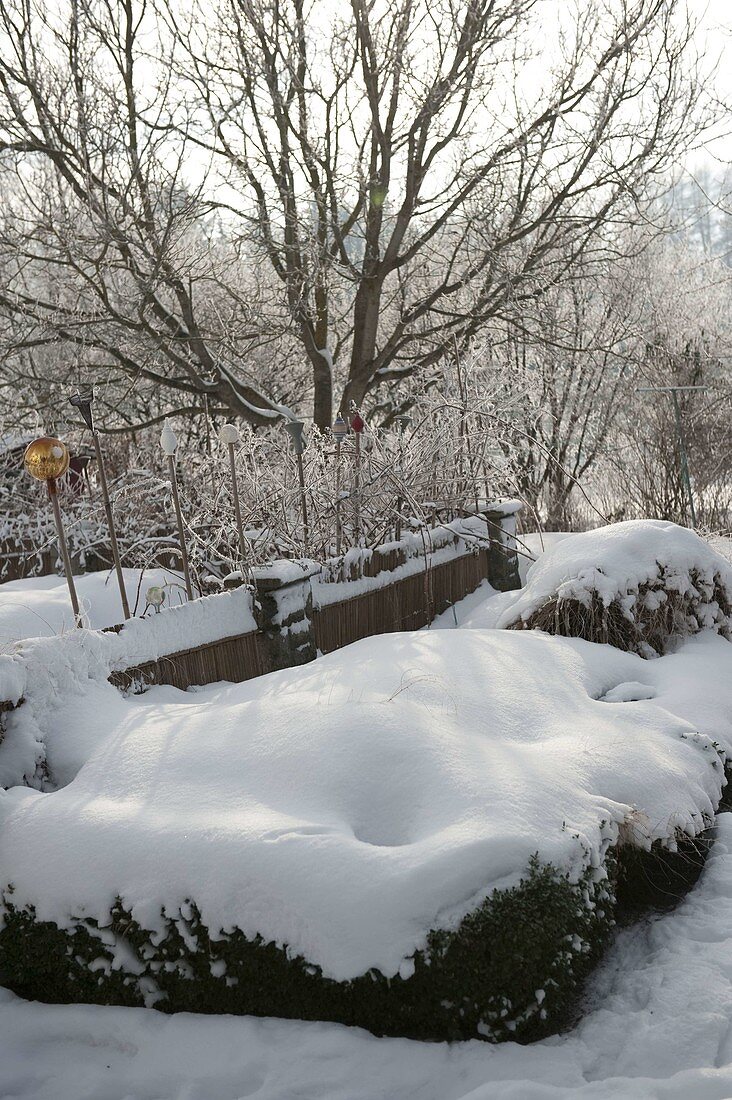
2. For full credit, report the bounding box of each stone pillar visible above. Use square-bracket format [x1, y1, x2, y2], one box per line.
[252, 560, 320, 672]
[482, 502, 522, 592]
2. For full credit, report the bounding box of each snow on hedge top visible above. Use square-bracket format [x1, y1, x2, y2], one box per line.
[112, 586, 256, 670]
[1, 629, 729, 983]
[498, 520, 732, 630]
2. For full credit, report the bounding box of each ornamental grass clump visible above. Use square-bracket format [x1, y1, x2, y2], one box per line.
[500, 520, 732, 657]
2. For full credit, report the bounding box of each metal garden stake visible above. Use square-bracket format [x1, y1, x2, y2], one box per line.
[218, 422, 248, 573]
[69, 389, 131, 619]
[332, 414, 348, 554]
[160, 420, 194, 600]
[280, 420, 310, 558]
[350, 412, 364, 544]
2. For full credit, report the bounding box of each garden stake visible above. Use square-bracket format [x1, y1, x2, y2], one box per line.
[48, 477, 82, 627]
[160, 420, 194, 600]
[283, 418, 310, 555]
[351, 411, 364, 545]
[218, 423, 248, 573]
[332, 415, 348, 555]
[69, 390, 130, 619]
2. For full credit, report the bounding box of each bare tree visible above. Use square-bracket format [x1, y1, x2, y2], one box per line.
[0, 0, 295, 429]
[165, 0, 709, 426]
[0, 0, 712, 430]
[475, 252, 643, 528]
[598, 239, 732, 528]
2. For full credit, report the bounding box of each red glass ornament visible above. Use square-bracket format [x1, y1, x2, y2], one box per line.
[351, 412, 364, 433]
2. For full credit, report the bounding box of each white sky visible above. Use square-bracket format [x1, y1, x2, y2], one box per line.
[686, 0, 732, 168]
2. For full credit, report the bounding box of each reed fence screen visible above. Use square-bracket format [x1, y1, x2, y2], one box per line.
[112, 545, 494, 693]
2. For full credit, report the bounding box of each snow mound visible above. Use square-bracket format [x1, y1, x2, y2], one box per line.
[0, 586, 257, 790]
[498, 520, 732, 656]
[0, 629, 728, 983]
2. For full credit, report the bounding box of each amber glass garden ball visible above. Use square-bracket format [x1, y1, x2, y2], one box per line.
[23, 437, 70, 481]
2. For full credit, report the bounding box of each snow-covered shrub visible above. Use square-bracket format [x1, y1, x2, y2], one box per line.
[0, 630, 727, 1040]
[500, 521, 732, 656]
[0, 856, 615, 1042]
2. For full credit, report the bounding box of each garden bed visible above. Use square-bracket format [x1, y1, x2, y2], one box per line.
[1, 629, 730, 1040]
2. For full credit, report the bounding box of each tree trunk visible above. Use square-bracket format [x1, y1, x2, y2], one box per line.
[342, 278, 382, 413]
[312, 355, 333, 430]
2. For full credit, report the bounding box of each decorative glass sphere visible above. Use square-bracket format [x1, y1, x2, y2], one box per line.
[218, 423, 240, 446]
[160, 419, 178, 456]
[146, 585, 166, 609]
[283, 418, 305, 455]
[23, 437, 70, 481]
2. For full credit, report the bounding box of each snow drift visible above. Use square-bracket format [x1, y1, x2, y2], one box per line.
[499, 520, 732, 656]
[0, 585, 257, 790]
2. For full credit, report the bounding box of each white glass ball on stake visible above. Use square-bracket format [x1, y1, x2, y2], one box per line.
[283, 418, 305, 456]
[146, 585, 166, 612]
[160, 419, 178, 456]
[218, 422, 240, 446]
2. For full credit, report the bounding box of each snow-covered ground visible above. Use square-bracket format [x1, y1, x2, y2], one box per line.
[0, 568, 187, 647]
[3, 525, 732, 1098]
[429, 530, 576, 629]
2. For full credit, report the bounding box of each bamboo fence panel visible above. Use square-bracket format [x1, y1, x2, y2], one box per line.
[110, 630, 267, 692]
[109, 548, 490, 690]
[313, 548, 489, 654]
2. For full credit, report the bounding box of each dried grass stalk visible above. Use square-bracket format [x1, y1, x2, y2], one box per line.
[507, 567, 732, 657]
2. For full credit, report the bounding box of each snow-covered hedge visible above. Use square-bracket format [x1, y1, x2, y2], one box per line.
[0, 854, 616, 1042]
[499, 521, 732, 657]
[1, 630, 730, 1040]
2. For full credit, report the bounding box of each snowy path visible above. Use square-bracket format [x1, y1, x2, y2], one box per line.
[3, 814, 732, 1099]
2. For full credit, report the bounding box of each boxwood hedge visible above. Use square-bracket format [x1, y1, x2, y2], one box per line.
[0, 833, 711, 1043]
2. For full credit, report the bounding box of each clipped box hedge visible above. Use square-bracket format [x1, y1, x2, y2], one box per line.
[1, 856, 614, 1043]
[0, 625, 726, 1043]
[0, 832, 712, 1044]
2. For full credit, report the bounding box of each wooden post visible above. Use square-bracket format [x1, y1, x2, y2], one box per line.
[227, 441, 249, 570]
[296, 450, 310, 555]
[335, 439, 342, 555]
[91, 431, 130, 619]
